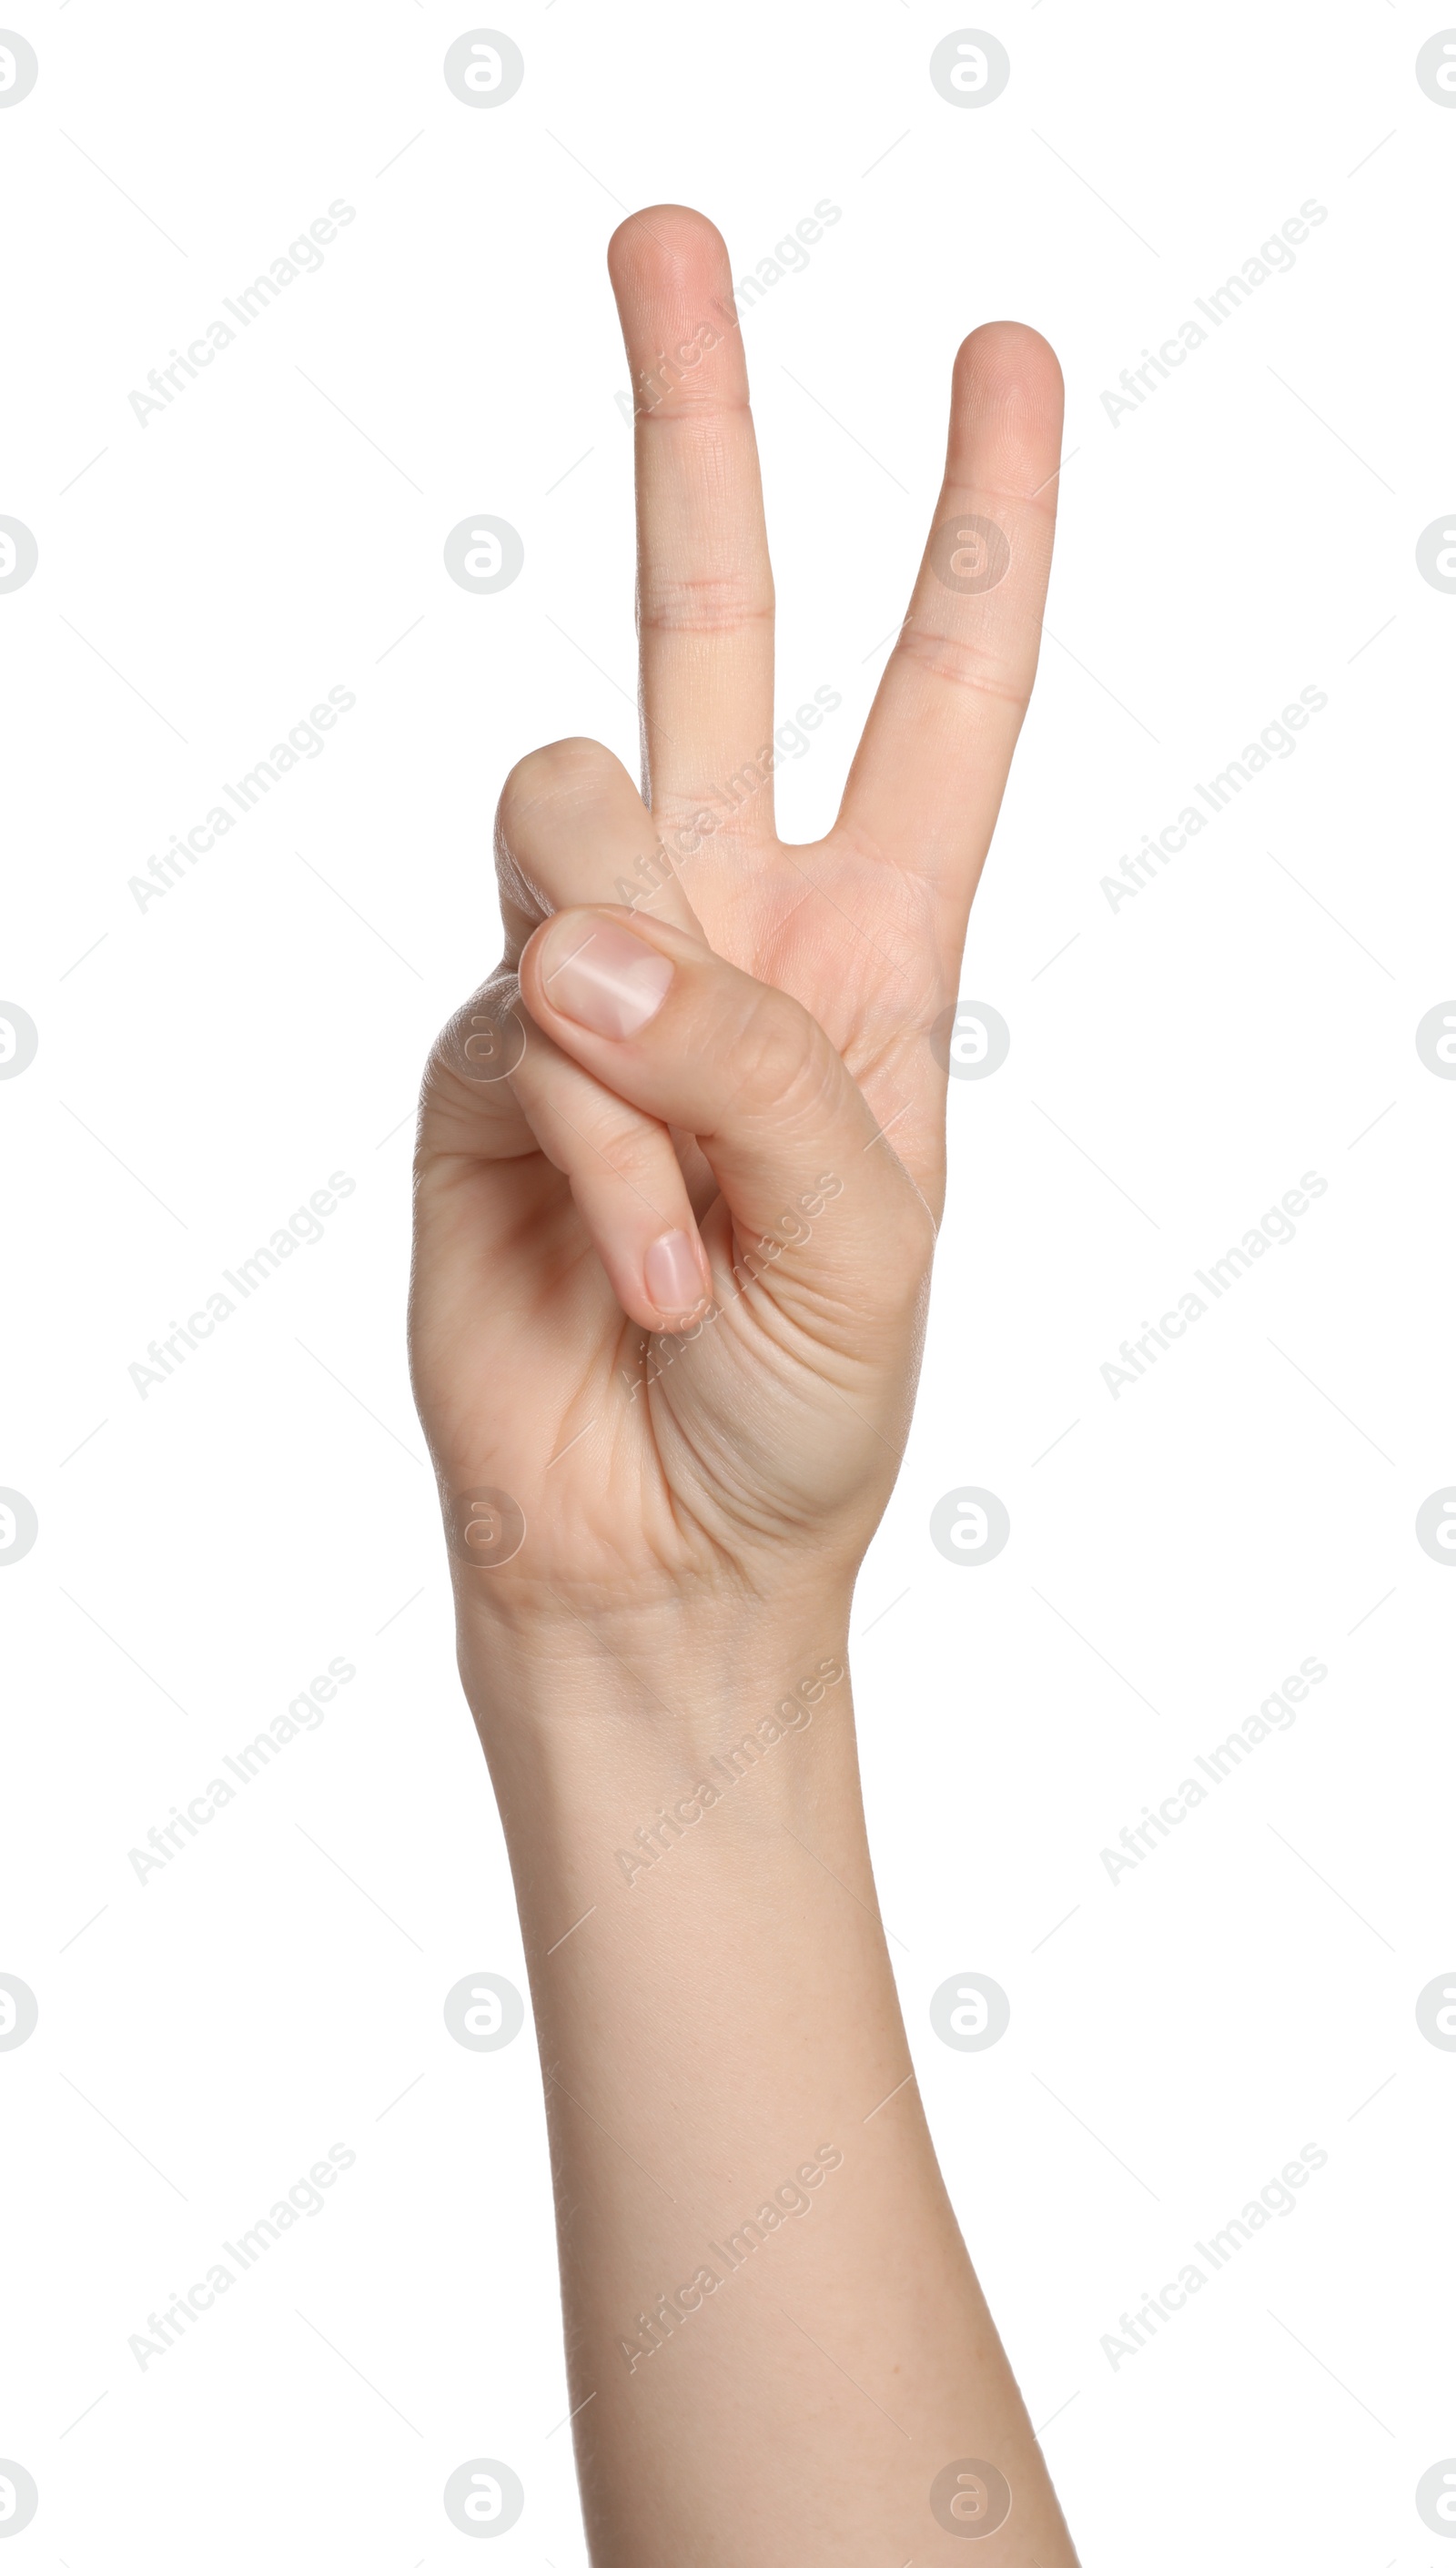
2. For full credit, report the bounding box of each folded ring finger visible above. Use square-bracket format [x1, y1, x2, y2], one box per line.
[508, 1019, 712, 1333]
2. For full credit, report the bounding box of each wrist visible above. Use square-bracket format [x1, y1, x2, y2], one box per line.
[454, 1600, 862, 1886]
[453, 1578, 854, 1747]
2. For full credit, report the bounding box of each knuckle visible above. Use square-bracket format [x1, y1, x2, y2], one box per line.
[427, 972, 521, 1090]
[516, 1057, 658, 1181]
[496, 736, 629, 838]
[726, 986, 839, 1132]
[637, 567, 774, 640]
[577, 1103, 665, 1192]
[895, 618, 1031, 710]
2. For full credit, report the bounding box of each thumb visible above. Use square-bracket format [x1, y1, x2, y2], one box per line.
[518, 907, 932, 1346]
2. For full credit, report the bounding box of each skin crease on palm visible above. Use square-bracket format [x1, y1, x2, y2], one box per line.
[407, 207, 1081, 2568]
[409, 204, 1065, 1635]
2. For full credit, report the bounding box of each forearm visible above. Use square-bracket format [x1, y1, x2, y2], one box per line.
[462, 1604, 1078, 2566]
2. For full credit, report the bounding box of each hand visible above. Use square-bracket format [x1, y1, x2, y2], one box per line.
[410, 206, 1063, 1645]
[409, 209, 1080, 2568]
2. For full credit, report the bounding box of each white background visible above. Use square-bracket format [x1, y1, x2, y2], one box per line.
[3, 1, 1454, 2559]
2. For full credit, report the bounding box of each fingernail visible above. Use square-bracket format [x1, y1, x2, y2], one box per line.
[541, 918, 672, 1039]
[645, 1228, 704, 1316]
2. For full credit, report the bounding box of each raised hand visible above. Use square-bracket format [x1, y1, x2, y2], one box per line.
[410, 205, 1062, 1633]
[410, 207, 1078, 2568]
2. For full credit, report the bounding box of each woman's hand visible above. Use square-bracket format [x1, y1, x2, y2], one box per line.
[410, 204, 1063, 1645]
[407, 207, 1080, 2568]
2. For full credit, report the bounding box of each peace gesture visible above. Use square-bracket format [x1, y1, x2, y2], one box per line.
[410, 204, 1063, 1630]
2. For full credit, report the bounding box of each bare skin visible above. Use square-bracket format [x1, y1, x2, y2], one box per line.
[410, 205, 1077, 2565]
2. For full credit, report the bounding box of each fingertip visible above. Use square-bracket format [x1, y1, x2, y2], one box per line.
[956, 313, 1063, 380]
[521, 907, 676, 1046]
[953, 321, 1065, 428]
[608, 203, 729, 293]
[947, 321, 1066, 501]
[606, 206, 750, 403]
[643, 1228, 713, 1330]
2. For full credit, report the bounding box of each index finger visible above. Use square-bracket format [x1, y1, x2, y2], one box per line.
[608, 207, 778, 875]
[836, 323, 1064, 950]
